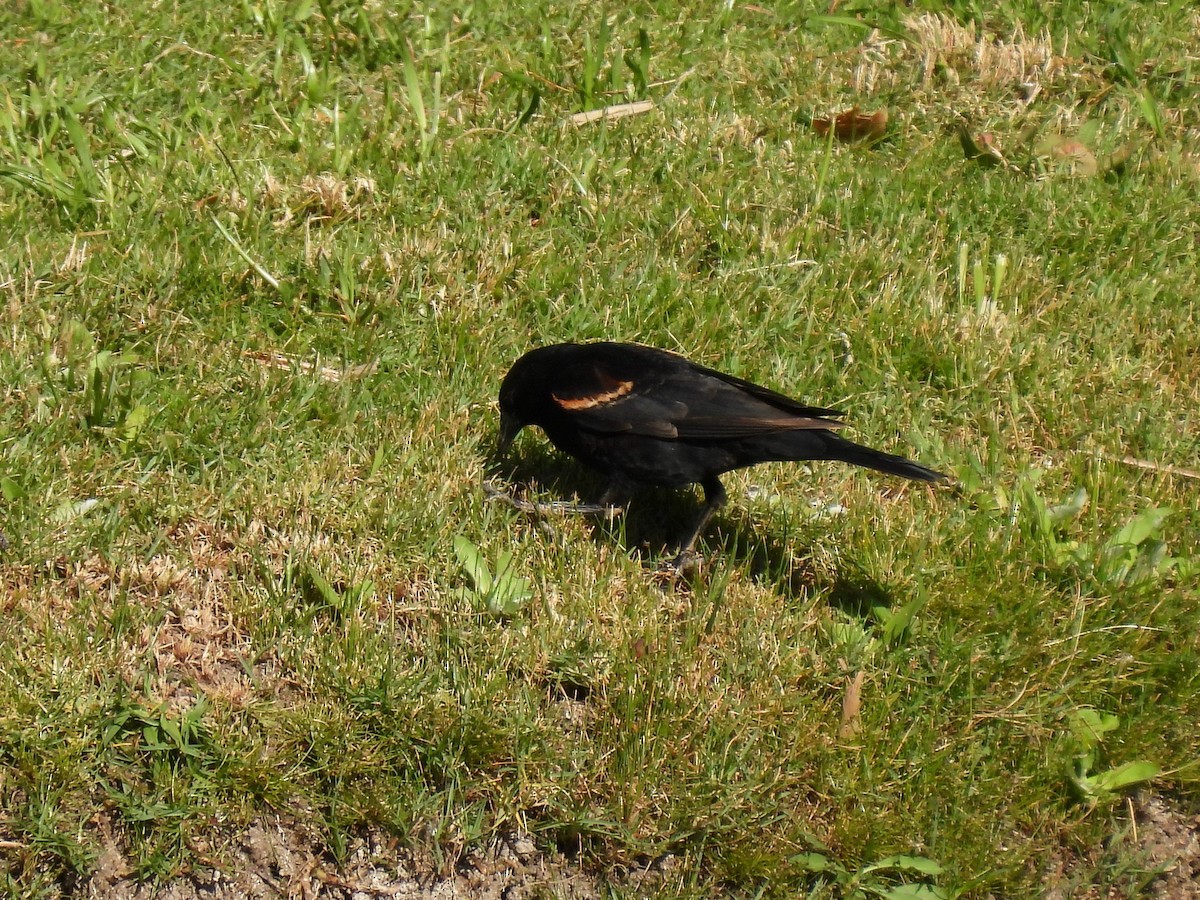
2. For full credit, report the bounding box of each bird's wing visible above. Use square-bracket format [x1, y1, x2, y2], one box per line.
[549, 357, 845, 440]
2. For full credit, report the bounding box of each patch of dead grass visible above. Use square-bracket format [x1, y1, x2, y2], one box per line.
[259, 170, 377, 226]
[8, 518, 380, 711]
[47, 522, 261, 709]
[905, 12, 1063, 93]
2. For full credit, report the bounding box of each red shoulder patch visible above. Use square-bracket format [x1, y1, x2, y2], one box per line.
[552, 377, 634, 411]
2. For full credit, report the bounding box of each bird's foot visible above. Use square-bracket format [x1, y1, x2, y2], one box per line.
[484, 482, 625, 519]
[652, 549, 704, 585]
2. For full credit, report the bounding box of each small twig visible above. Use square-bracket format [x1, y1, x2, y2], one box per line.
[1044, 624, 1165, 647]
[143, 42, 221, 71]
[1095, 453, 1200, 481]
[660, 66, 696, 100]
[314, 865, 410, 895]
[717, 257, 818, 280]
[243, 350, 377, 383]
[566, 100, 654, 127]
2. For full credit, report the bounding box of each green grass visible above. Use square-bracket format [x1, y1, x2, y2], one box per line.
[2, 0, 1198, 896]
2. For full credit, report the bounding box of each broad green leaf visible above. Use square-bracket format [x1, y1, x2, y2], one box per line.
[61, 103, 99, 190]
[122, 404, 150, 440]
[1109, 508, 1171, 549]
[1091, 760, 1159, 793]
[882, 885, 949, 899]
[368, 444, 387, 479]
[865, 855, 944, 876]
[1050, 538, 1091, 569]
[52, 497, 101, 523]
[790, 852, 836, 873]
[62, 319, 95, 365]
[453, 535, 492, 594]
[159, 716, 182, 746]
[1069, 708, 1118, 749]
[401, 42, 427, 138]
[489, 564, 533, 616]
[1046, 488, 1088, 524]
[488, 590, 529, 617]
[876, 589, 929, 647]
[1074, 747, 1099, 778]
[827, 617, 871, 649]
[1071, 771, 1097, 799]
[1136, 86, 1164, 139]
[1, 475, 24, 500]
[303, 568, 340, 607]
[346, 580, 376, 607]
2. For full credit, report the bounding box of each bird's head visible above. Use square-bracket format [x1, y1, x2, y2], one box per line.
[497, 342, 582, 454]
[497, 356, 536, 454]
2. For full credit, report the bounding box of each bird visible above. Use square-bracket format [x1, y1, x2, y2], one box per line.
[497, 341, 945, 567]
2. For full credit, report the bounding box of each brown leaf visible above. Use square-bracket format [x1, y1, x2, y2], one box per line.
[1035, 134, 1099, 177]
[839, 670, 866, 739]
[813, 107, 888, 143]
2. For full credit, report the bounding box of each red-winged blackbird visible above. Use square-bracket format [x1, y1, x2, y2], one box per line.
[498, 342, 945, 563]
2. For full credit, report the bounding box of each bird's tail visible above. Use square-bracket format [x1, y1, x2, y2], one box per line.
[750, 430, 946, 482]
[826, 439, 945, 482]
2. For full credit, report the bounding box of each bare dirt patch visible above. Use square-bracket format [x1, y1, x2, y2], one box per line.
[1043, 793, 1200, 899]
[1139, 793, 1200, 899]
[87, 814, 669, 899]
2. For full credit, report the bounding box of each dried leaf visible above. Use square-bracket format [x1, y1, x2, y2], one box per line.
[1035, 134, 1098, 176]
[839, 670, 866, 738]
[813, 107, 888, 143]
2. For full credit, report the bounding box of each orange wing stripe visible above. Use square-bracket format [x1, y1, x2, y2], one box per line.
[553, 380, 634, 410]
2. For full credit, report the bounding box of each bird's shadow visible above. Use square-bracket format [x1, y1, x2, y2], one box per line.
[487, 441, 900, 611]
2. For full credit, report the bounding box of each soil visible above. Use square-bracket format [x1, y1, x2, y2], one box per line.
[82, 790, 1200, 899]
[86, 815, 671, 899]
[1137, 793, 1200, 899]
[1042, 792, 1200, 900]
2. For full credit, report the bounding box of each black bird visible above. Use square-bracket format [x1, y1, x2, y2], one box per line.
[498, 342, 944, 564]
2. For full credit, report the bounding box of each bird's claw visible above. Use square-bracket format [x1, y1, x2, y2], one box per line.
[653, 549, 703, 585]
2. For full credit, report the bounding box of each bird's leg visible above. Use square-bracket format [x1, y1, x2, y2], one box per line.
[668, 476, 727, 572]
[483, 481, 627, 519]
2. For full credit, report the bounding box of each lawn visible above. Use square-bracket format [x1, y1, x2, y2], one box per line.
[1, 1, 1198, 896]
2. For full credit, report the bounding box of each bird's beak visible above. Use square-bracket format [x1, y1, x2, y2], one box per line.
[498, 411, 522, 455]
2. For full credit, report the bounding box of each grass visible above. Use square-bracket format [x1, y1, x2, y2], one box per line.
[1, 0, 1199, 896]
